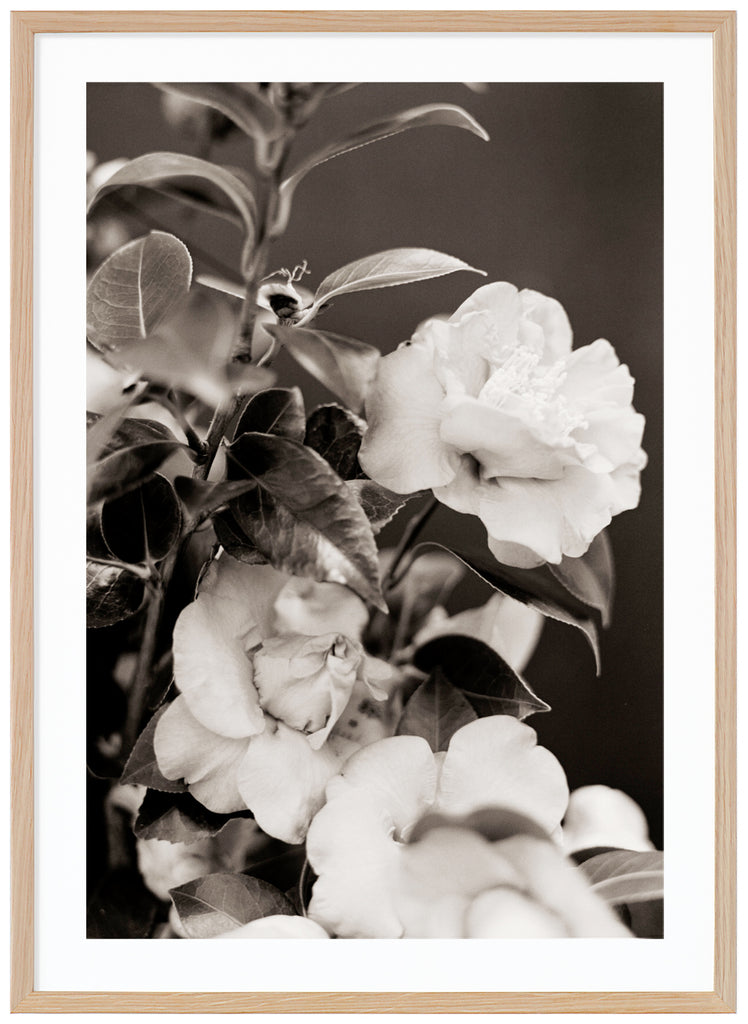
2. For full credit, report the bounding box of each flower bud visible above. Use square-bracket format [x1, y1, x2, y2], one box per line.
[254, 633, 363, 749]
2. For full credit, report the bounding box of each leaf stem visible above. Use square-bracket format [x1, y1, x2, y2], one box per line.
[382, 495, 439, 593]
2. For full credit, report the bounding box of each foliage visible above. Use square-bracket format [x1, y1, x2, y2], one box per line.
[86, 81, 655, 941]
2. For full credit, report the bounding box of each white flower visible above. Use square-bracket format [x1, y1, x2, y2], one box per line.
[359, 282, 646, 567]
[154, 553, 394, 844]
[562, 785, 655, 854]
[306, 716, 570, 937]
[393, 825, 631, 938]
[212, 916, 330, 939]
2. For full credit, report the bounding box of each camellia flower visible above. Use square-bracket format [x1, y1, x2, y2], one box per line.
[306, 716, 572, 937]
[391, 823, 631, 938]
[359, 282, 646, 568]
[153, 553, 394, 844]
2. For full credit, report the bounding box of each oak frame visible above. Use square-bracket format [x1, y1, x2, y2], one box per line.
[10, 10, 736, 1013]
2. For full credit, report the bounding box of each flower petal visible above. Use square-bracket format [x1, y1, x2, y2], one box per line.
[496, 835, 632, 936]
[236, 721, 343, 844]
[439, 396, 571, 479]
[172, 557, 288, 739]
[519, 288, 573, 361]
[307, 793, 404, 937]
[331, 735, 438, 838]
[414, 592, 543, 673]
[153, 696, 250, 813]
[437, 717, 568, 835]
[272, 577, 369, 639]
[562, 785, 655, 854]
[173, 598, 265, 739]
[478, 466, 639, 565]
[395, 827, 523, 937]
[464, 886, 570, 937]
[359, 342, 459, 493]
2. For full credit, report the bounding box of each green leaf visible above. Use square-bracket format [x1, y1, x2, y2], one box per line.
[174, 476, 259, 518]
[101, 473, 182, 564]
[134, 789, 252, 844]
[120, 707, 187, 793]
[154, 83, 282, 167]
[87, 232, 193, 353]
[213, 510, 267, 564]
[86, 560, 145, 628]
[234, 387, 306, 442]
[396, 670, 477, 752]
[347, 480, 415, 534]
[549, 531, 615, 628]
[414, 635, 550, 721]
[265, 324, 379, 413]
[170, 872, 295, 939]
[111, 284, 274, 407]
[226, 432, 385, 610]
[296, 248, 485, 325]
[581, 850, 664, 905]
[304, 404, 365, 479]
[87, 153, 258, 273]
[274, 104, 489, 234]
[88, 417, 187, 504]
[411, 543, 602, 674]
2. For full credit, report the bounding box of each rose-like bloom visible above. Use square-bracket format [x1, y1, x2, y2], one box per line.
[392, 824, 631, 938]
[306, 716, 571, 937]
[359, 283, 646, 568]
[154, 554, 394, 844]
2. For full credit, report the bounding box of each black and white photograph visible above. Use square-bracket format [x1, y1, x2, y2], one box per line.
[85, 81, 663, 941]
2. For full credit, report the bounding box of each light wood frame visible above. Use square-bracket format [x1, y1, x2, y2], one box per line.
[10, 10, 736, 1013]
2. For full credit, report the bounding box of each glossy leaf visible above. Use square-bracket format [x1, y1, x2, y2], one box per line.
[154, 83, 282, 157]
[88, 417, 187, 504]
[549, 531, 615, 628]
[275, 104, 489, 234]
[121, 707, 187, 793]
[581, 850, 664, 905]
[295, 248, 485, 325]
[101, 473, 182, 564]
[234, 387, 306, 442]
[213, 510, 266, 565]
[414, 635, 550, 721]
[347, 480, 414, 534]
[170, 872, 295, 939]
[87, 232, 193, 353]
[411, 543, 602, 674]
[174, 476, 259, 518]
[396, 670, 477, 752]
[86, 560, 145, 628]
[304, 404, 365, 480]
[86, 152, 257, 272]
[133, 789, 251, 844]
[226, 432, 385, 610]
[265, 324, 379, 413]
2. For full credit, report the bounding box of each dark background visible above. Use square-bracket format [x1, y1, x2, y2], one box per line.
[88, 83, 663, 847]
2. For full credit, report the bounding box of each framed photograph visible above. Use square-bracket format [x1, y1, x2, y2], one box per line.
[11, 10, 735, 1013]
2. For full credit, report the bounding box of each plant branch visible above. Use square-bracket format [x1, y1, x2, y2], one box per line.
[382, 495, 439, 593]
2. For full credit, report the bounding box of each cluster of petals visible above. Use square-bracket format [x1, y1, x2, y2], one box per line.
[154, 553, 393, 844]
[359, 282, 647, 568]
[306, 715, 583, 937]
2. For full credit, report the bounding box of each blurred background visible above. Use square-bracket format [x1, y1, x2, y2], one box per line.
[88, 83, 663, 847]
